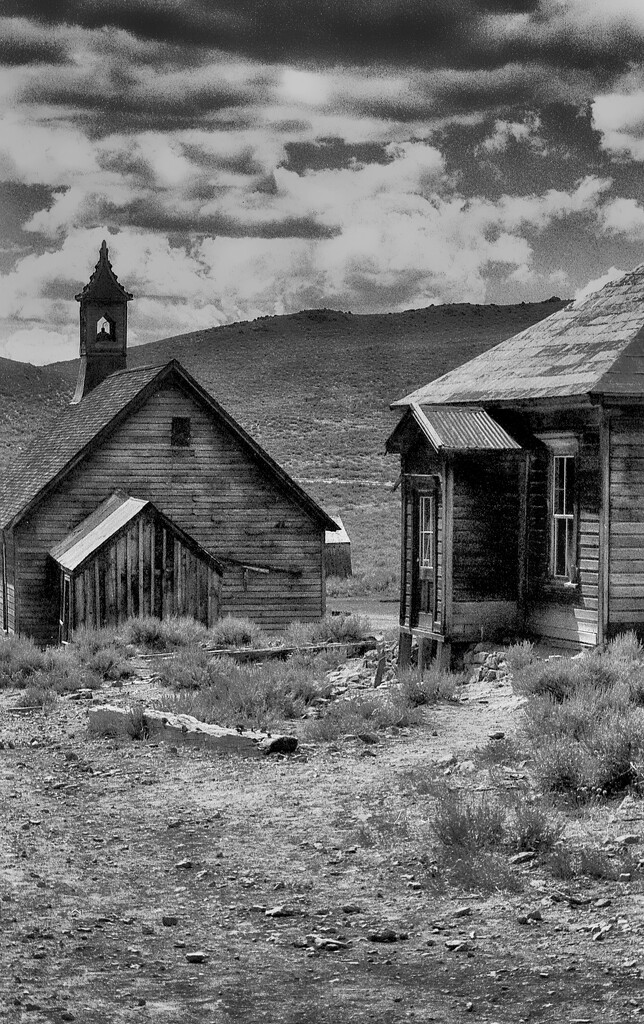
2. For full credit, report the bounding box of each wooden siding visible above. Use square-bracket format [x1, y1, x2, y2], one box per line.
[525, 419, 600, 646]
[14, 381, 324, 644]
[608, 409, 644, 629]
[1, 530, 16, 634]
[68, 509, 220, 633]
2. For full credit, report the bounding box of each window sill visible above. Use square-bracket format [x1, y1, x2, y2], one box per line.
[539, 579, 580, 602]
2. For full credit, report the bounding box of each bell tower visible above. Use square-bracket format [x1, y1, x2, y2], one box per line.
[72, 240, 133, 404]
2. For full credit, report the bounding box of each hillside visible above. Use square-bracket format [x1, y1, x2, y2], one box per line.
[3, 298, 567, 586]
[0, 356, 72, 470]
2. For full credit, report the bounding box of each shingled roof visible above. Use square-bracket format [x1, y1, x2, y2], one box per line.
[393, 264, 644, 407]
[0, 360, 338, 532]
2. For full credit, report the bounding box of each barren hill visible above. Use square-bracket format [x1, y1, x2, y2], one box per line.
[3, 298, 567, 584]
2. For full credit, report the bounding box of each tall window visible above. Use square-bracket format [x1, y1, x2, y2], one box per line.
[419, 494, 435, 570]
[171, 416, 191, 448]
[552, 454, 576, 580]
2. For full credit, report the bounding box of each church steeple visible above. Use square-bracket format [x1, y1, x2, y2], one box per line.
[72, 241, 133, 404]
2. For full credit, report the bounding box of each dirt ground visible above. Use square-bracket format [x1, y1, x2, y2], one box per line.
[2, 659, 644, 1024]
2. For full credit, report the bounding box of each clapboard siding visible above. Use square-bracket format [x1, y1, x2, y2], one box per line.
[609, 410, 644, 630]
[14, 381, 324, 643]
[523, 425, 600, 646]
[452, 452, 521, 605]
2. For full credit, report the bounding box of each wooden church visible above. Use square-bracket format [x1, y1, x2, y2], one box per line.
[0, 242, 337, 644]
[387, 264, 644, 662]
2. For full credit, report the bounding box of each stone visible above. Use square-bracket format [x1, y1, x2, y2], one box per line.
[87, 705, 296, 758]
[257, 735, 298, 755]
[175, 859, 192, 870]
[265, 905, 296, 918]
[367, 929, 399, 943]
[510, 851, 536, 865]
[342, 904, 362, 914]
[453, 906, 472, 918]
[305, 933, 351, 951]
[619, 872, 632, 882]
[445, 939, 469, 952]
[616, 834, 640, 846]
[357, 733, 379, 745]
[185, 951, 206, 963]
[527, 909, 543, 922]
[489, 731, 505, 741]
[162, 916, 179, 927]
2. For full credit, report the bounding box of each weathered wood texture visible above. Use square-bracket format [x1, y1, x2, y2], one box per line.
[608, 409, 644, 630]
[67, 508, 220, 634]
[13, 381, 324, 644]
[400, 446, 444, 631]
[519, 412, 600, 647]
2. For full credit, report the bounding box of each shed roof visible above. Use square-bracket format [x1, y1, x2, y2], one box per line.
[0, 360, 338, 533]
[411, 404, 521, 452]
[325, 515, 351, 546]
[393, 264, 644, 407]
[49, 492, 224, 574]
[50, 494, 148, 572]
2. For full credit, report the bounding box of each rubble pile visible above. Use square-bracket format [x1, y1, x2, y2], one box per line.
[462, 644, 510, 685]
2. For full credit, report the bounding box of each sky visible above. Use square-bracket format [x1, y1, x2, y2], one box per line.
[2, 1, 644, 365]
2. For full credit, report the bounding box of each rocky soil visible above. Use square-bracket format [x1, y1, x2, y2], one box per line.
[2, 653, 644, 1023]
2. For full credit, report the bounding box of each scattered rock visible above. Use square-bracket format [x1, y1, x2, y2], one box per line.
[185, 951, 207, 963]
[445, 939, 469, 952]
[510, 851, 536, 865]
[453, 906, 472, 918]
[265, 905, 297, 918]
[305, 933, 351, 951]
[175, 859, 192, 870]
[616, 834, 640, 846]
[357, 732, 379, 745]
[367, 929, 399, 943]
[489, 730, 505, 740]
[162, 915, 179, 927]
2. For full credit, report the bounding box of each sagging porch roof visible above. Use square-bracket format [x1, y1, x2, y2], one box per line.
[386, 404, 521, 454]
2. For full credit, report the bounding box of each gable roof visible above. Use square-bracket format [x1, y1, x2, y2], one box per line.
[393, 264, 644, 407]
[0, 359, 338, 532]
[50, 491, 224, 574]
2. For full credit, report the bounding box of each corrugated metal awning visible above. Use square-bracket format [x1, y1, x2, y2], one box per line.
[50, 493, 149, 572]
[412, 404, 521, 452]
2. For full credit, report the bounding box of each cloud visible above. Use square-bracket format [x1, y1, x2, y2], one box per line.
[478, 112, 548, 154]
[573, 266, 625, 303]
[592, 88, 644, 161]
[598, 196, 644, 239]
[0, 325, 76, 363]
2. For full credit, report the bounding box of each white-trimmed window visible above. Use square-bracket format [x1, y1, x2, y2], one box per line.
[537, 433, 578, 583]
[419, 494, 435, 570]
[552, 455, 576, 579]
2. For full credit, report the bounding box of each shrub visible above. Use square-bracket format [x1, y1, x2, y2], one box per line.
[326, 568, 398, 598]
[207, 616, 268, 650]
[308, 613, 373, 645]
[508, 800, 562, 852]
[432, 786, 506, 850]
[303, 689, 423, 741]
[160, 651, 330, 731]
[20, 684, 57, 711]
[0, 636, 50, 688]
[439, 852, 523, 895]
[398, 666, 458, 706]
[505, 639, 535, 674]
[122, 615, 210, 650]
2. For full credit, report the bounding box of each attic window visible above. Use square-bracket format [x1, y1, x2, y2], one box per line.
[171, 417, 191, 448]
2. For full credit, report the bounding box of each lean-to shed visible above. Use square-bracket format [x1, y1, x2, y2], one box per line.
[0, 242, 338, 644]
[324, 515, 352, 578]
[386, 264, 644, 663]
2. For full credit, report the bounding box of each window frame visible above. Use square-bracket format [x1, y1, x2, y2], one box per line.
[418, 493, 436, 574]
[171, 416, 192, 448]
[537, 433, 579, 585]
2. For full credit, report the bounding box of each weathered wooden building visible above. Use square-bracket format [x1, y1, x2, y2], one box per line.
[0, 242, 337, 644]
[386, 265, 644, 661]
[324, 515, 352, 579]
